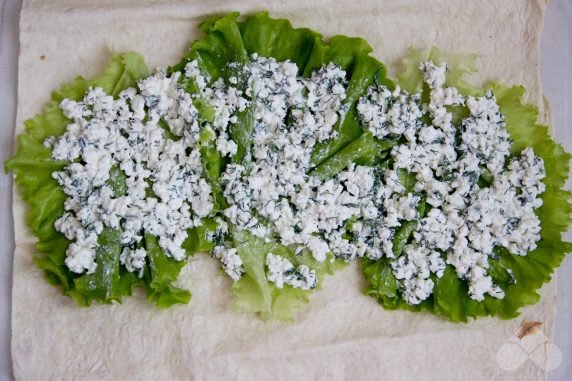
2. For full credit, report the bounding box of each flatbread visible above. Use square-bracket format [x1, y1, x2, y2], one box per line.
[12, 0, 556, 379]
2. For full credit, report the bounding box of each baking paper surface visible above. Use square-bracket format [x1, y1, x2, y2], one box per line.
[12, 0, 556, 379]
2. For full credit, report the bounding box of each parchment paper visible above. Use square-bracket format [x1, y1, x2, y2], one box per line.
[12, 1, 557, 379]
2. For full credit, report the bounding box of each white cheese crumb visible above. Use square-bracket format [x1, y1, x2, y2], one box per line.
[266, 253, 317, 290]
[213, 246, 244, 281]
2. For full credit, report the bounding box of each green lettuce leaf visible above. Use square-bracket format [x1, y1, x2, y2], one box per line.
[170, 12, 384, 319]
[145, 233, 191, 308]
[363, 49, 572, 322]
[230, 226, 345, 321]
[239, 11, 321, 72]
[6, 52, 193, 308]
[170, 12, 247, 79]
[397, 47, 480, 96]
[184, 217, 220, 256]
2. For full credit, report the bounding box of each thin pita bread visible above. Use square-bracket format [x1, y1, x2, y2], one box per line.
[13, 1, 555, 379]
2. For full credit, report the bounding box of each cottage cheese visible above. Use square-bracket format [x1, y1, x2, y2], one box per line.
[356, 61, 546, 304]
[48, 65, 215, 275]
[266, 253, 317, 290]
[48, 55, 546, 306]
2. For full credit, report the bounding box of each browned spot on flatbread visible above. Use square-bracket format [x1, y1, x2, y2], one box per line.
[516, 321, 543, 339]
[39, 55, 46, 61]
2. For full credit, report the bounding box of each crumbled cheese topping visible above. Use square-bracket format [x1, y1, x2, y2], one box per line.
[392, 243, 446, 305]
[355, 60, 546, 304]
[48, 68, 214, 275]
[357, 85, 423, 140]
[47, 54, 547, 306]
[213, 246, 244, 281]
[266, 253, 317, 290]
